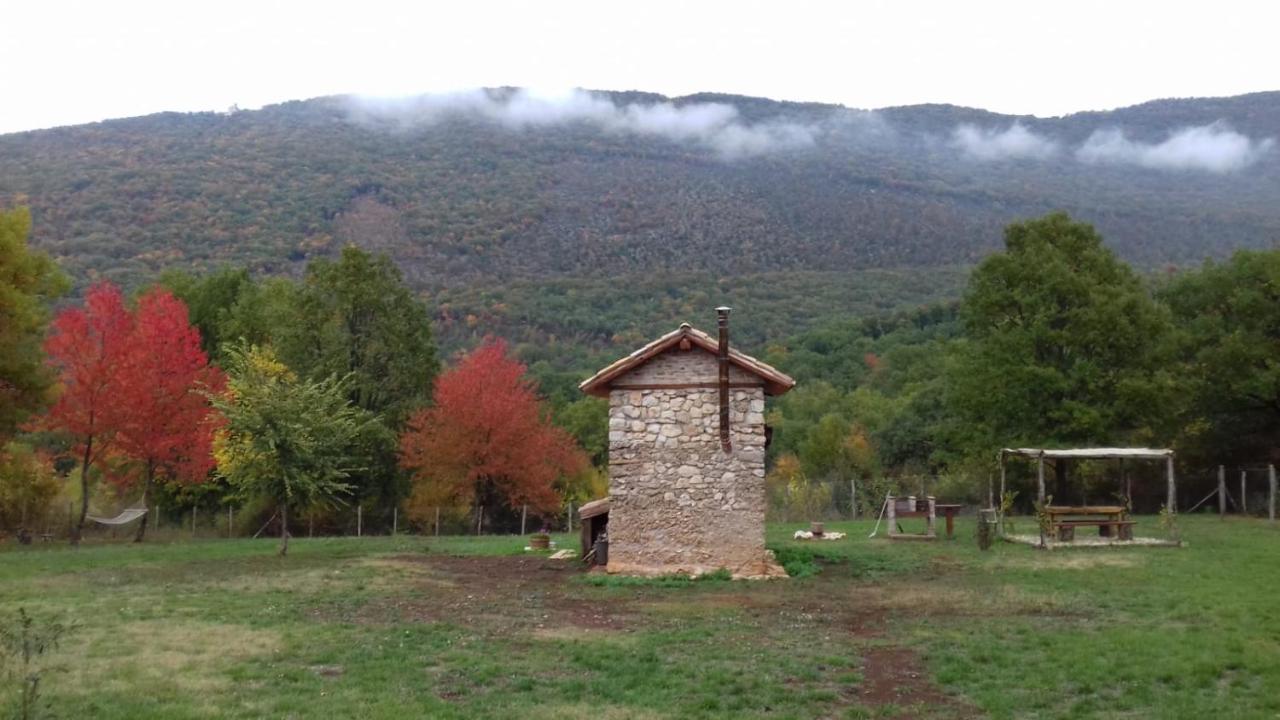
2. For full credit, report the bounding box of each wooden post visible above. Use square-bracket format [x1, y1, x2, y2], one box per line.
[1166, 456, 1177, 514]
[1269, 464, 1276, 524]
[1037, 455, 1046, 505]
[521, 504, 528, 535]
[1218, 465, 1227, 518]
[998, 454, 1006, 504]
[192, 507, 197, 538]
[476, 505, 483, 536]
[885, 494, 896, 537]
[357, 504, 362, 537]
[435, 506, 440, 536]
[851, 477, 859, 519]
[567, 503, 573, 533]
[1241, 470, 1248, 515]
[392, 507, 398, 536]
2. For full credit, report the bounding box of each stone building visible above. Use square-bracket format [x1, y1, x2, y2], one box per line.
[579, 309, 795, 578]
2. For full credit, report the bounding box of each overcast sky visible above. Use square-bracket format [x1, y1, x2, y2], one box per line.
[4, 0, 1277, 134]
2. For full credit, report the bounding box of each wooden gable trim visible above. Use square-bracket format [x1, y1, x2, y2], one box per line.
[579, 323, 795, 398]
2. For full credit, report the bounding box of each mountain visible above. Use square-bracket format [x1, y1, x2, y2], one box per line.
[2, 88, 1278, 351]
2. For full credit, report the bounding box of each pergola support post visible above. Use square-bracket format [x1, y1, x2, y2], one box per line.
[997, 452, 1007, 536]
[1166, 456, 1177, 514]
[1037, 455, 1046, 505]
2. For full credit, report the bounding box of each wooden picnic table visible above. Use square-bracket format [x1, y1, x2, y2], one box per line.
[889, 498, 964, 540]
[1044, 505, 1134, 541]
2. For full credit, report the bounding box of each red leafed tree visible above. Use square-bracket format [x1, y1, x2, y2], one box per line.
[399, 339, 586, 531]
[42, 283, 134, 545]
[43, 284, 222, 544]
[111, 288, 224, 542]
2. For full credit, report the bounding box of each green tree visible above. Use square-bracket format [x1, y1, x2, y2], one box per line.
[1161, 250, 1280, 463]
[280, 246, 438, 425]
[553, 398, 608, 467]
[158, 266, 257, 359]
[945, 213, 1176, 490]
[273, 247, 440, 512]
[211, 345, 374, 555]
[0, 208, 68, 441]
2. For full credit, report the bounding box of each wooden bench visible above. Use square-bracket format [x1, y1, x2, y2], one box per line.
[1054, 520, 1135, 542]
[1044, 505, 1134, 542]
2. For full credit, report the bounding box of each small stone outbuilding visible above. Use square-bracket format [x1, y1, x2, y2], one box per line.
[579, 309, 795, 578]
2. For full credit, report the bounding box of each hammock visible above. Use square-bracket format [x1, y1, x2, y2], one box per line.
[86, 506, 148, 526]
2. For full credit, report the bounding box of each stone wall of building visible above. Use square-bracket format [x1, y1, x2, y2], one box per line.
[605, 349, 784, 578]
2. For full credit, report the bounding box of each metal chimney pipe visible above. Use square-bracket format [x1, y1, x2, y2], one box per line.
[717, 307, 732, 453]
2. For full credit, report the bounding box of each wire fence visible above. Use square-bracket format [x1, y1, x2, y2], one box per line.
[767, 464, 1280, 522]
[9, 463, 1276, 545]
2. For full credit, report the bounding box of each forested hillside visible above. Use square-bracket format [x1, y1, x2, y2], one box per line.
[3, 89, 1279, 285]
[2, 88, 1277, 350]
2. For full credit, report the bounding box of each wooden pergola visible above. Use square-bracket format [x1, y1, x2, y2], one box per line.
[999, 447, 1176, 512]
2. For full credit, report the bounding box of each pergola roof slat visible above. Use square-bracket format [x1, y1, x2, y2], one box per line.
[1002, 447, 1173, 460]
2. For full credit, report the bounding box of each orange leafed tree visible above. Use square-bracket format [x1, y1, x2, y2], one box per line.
[399, 339, 586, 529]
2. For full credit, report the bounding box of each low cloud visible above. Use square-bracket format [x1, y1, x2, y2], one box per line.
[347, 88, 817, 159]
[951, 123, 1059, 161]
[1076, 122, 1274, 173]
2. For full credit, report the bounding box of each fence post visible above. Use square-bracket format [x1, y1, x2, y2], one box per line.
[521, 504, 528, 535]
[1218, 465, 1227, 518]
[851, 477, 859, 519]
[1241, 470, 1248, 515]
[228, 507, 234, 538]
[435, 507, 440, 536]
[192, 507, 197, 538]
[392, 507, 398, 536]
[1270, 464, 1276, 524]
[357, 504, 362, 537]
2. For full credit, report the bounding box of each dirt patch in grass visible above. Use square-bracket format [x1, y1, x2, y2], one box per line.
[340, 553, 1026, 717]
[350, 555, 637, 632]
[857, 645, 982, 719]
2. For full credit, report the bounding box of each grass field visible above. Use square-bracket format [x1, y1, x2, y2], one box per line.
[1, 516, 1278, 719]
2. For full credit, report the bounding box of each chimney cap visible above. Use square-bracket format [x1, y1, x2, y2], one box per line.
[716, 306, 732, 313]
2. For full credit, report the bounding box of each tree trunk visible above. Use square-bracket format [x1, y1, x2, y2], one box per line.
[71, 435, 93, 546]
[279, 502, 289, 556]
[133, 461, 154, 543]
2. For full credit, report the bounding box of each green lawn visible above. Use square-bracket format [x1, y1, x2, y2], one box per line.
[1, 516, 1278, 719]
